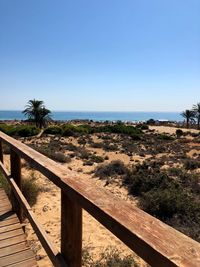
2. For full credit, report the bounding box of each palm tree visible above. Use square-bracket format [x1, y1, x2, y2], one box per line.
[181, 109, 195, 128]
[193, 103, 200, 129]
[23, 99, 51, 128]
[38, 107, 52, 128]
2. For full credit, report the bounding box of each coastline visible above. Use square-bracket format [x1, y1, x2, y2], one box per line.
[0, 110, 182, 122]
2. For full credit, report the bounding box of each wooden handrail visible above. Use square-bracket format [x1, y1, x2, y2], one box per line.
[0, 131, 200, 267]
[0, 161, 67, 267]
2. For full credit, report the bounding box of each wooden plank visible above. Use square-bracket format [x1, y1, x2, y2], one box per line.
[0, 235, 26, 249]
[0, 187, 37, 266]
[0, 205, 12, 212]
[10, 150, 22, 222]
[0, 218, 19, 228]
[0, 223, 22, 234]
[0, 242, 28, 257]
[0, 217, 19, 227]
[0, 201, 11, 208]
[0, 228, 23, 241]
[1, 131, 200, 267]
[0, 191, 8, 196]
[0, 188, 6, 193]
[0, 203, 12, 210]
[0, 213, 18, 222]
[7, 258, 38, 267]
[61, 191, 82, 267]
[0, 189, 7, 194]
[0, 249, 35, 266]
[0, 193, 8, 199]
[0, 197, 8, 202]
[0, 199, 11, 205]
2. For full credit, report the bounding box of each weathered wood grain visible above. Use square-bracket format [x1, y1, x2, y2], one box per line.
[0, 242, 27, 257]
[7, 258, 38, 267]
[0, 187, 37, 266]
[0, 249, 35, 266]
[61, 191, 82, 267]
[0, 223, 22, 234]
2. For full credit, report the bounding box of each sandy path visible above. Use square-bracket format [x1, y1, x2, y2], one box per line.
[21, 167, 145, 267]
[149, 125, 199, 134]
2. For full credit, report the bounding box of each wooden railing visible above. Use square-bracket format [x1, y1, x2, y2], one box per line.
[0, 131, 200, 267]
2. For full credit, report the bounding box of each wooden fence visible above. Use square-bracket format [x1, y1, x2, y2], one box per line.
[0, 131, 200, 267]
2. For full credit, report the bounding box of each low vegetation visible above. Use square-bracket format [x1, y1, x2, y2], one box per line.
[0, 124, 40, 137]
[34, 146, 71, 163]
[43, 122, 143, 138]
[0, 171, 10, 195]
[123, 162, 200, 242]
[82, 247, 138, 267]
[0, 171, 40, 207]
[94, 160, 128, 181]
[22, 173, 41, 206]
[1, 119, 200, 246]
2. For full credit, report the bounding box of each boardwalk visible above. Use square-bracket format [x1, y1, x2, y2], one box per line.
[0, 187, 37, 267]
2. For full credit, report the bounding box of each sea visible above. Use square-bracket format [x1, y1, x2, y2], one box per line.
[0, 110, 182, 122]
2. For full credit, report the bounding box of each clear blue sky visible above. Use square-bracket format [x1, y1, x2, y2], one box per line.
[0, 0, 199, 111]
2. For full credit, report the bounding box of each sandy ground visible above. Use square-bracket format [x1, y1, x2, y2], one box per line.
[21, 165, 144, 267]
[149, 125, 199, 134]
[2, 125, 200, 266]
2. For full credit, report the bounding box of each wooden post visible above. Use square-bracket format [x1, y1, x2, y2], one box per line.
[10, 149, 22, 222]
[61, 191, 82, 267]
[0, 140, 3, 163]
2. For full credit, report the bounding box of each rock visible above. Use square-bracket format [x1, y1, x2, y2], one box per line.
[35, 255, 42, 261]
[42, 205, 50, 212]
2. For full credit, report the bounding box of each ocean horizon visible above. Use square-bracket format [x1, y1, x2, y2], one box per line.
[0, 110, 183, 122]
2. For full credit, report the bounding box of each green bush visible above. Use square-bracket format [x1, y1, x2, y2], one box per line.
[16, 126, 40, 137]
[140, 185, 189, 220]
[136, 124, 149, 130]
[176, 129, 183, 138]
[65, 143, 79, 151]
[0, 171, 40, 207]
[0, 171, 10, 195]
[157, 134, 174, 141]
[0, 124, 40, 137]
[130, 133, 141, 140]
[62, 124, 77, 136]
[96, 124, 142, 136]
[82, 247, 138, 267]
[42, 123, 141, 137]
[36, 147, 71, 163]
[184, 159, 200, 170]
[0, 124, 17, 136]
[123, 162, 200, 242]
[90, 142, 104, 148]
[178, 171, 200, 194]
[94, 160, 128, 180]
[62, 124, 94, 136]
[22, 175, 41, 206]
[44, 126, 63, 135]
[124, 164, 173, 196]
[89, 154, 104, 163]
